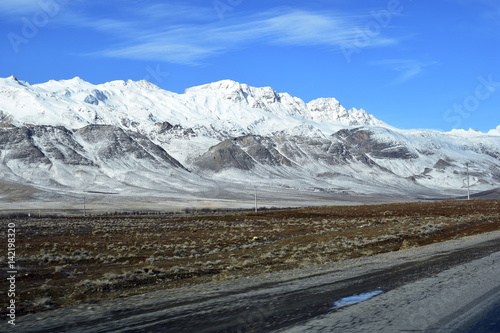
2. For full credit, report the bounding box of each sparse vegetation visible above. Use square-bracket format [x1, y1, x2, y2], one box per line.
[1, 199, 499, 316]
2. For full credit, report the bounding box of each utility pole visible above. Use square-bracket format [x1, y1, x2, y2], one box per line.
[466, 163, 470, 200]
[254, 186, 257, 212]
[83, 196, 87, 217]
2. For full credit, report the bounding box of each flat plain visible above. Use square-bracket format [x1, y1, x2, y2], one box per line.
[2, 199, 499, 317]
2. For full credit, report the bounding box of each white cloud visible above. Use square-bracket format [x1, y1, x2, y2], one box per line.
[78, 8, 403, 65]
[131, 2, 214, 23]
[370, 59, 438, 84]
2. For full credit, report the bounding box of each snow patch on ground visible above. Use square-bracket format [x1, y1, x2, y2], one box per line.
[329, 290, 384, 310]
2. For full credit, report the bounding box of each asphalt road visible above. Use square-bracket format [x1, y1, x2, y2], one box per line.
[466, 303, 500, 333]
[13, 231, 500, 333]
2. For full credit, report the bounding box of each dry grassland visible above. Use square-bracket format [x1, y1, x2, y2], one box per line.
[1, 199, 499, 316]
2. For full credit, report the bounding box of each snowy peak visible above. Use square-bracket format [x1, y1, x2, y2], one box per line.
[185, 79, 248, 93]
[307, 98, 384, 126]
[36, 77, 92, 90]
[35, 77, 160, 93]
[185, 79, 281, 106]
[61, 76, 86, 85]
[0, 75, 30, 87]
[184, 79, 385, 126]
[0, 76, 387, 136]
[103, 78, 161, 91]
[185, 79, 248, 103]
[307, 98, 343, 122]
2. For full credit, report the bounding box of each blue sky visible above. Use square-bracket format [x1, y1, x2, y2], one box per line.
[1, 0, 499, 131]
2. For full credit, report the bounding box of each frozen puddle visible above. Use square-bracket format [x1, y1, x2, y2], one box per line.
[329, 290, 384, 310]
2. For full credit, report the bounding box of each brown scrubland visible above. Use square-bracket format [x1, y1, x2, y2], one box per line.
[2, 199, 499, 315]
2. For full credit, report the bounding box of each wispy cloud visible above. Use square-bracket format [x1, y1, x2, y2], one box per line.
[74, 6, 403, 65]
[130, 2, 215, 23]
[0, 0, 44, 16]
[370, 59, 438, 84]
[443, 0, 500, 23]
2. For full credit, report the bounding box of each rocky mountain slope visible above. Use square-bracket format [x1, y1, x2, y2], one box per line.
[0, 76, 499, 205]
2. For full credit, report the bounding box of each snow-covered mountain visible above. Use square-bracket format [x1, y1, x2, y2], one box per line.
[0, 76, 386, 136]
[0, 76, 499, 205]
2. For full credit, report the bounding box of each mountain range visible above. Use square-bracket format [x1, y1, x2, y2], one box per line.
[0, 76, 499, 209]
